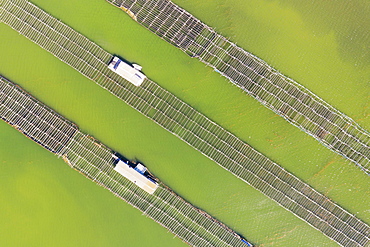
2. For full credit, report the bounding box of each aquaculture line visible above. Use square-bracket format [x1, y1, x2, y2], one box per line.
[0, 0, 369, 246]
[106, 0, 370, 175]
[0, 75, 252, 247]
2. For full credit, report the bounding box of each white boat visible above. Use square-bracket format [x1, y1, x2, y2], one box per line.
[113, 154, 158, 194]
[108, 56, 146, 86]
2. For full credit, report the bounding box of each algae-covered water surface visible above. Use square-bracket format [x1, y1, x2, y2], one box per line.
[0, 0, 369, 246]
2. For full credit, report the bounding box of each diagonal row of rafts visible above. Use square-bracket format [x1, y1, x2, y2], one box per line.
[106, 0, 370, 175]
[0, 75, 251, 247]
[0, 0, 369, 246]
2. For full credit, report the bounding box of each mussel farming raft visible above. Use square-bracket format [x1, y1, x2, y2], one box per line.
[1, 0, 369, 246]
[106, 0, 370, 175]
[0, 75, 252, 247]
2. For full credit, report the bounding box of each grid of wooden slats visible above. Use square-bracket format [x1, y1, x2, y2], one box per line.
[0, 76, 251, 247]
[1, 1, 369, 246]
[0, 76, 77, 154]
[64, 132, 250, 247]
[105, 0, 370, 175]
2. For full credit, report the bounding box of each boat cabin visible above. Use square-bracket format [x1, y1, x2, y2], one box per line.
[113, 154, 158, 194]
[108, 56, 146, 86]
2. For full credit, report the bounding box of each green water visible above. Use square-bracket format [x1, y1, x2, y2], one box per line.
[173, 0, 370, 129]
[0, 0, 369, 246]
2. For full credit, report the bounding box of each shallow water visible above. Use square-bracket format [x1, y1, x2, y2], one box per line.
[0, 0, 369, 246]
